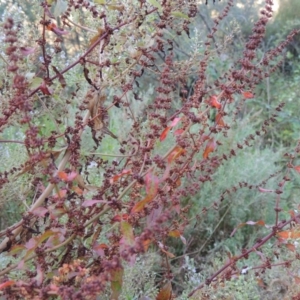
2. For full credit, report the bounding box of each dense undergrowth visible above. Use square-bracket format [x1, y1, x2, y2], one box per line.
[0, 0, 300, 299]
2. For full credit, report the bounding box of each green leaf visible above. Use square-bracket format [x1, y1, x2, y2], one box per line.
[110, 267, 124, 300]
[94, 0, 106, 4]
[147, 0, 162, 11]
[29, 77, 43, 90]
[171, 11, 189, 19]
[54, 0, 68, 18]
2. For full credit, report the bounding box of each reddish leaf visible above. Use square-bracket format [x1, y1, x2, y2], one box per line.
[53, 189, 67, 199]
[258, 187, 274, 193]
[48, 204, 66, 219]
[215, 113, 225, 127]
[72, 186, 83, 195]
[131, 197, 150, 213]
[277, 230, 300, 239]
[294, 166, 300, 173]
[142, 239, 152, 251]
[132, 172, 159, 213]
[31, 206, 48, 217]
[160, 126, 171, 141]
[46, 23, 68, 35]
[0, 280, 15, 290]
[82, 199, 108, 207]
[156, 281, 172, 300]
[20, 46, 35, 56]
[93, 243, 109, 257]
[57, 171, 68, 181]
[58, 171, 77, 182]
[112, 214, 129, 223]
[294, 276, 300, 284]
[286, 243, 296, 252]
[203, 137, 216, 159]
[160, 118, 182, 142]
[289, 210, 296, 218]
[209, 95, 222, 109]
[242, 91, 254, 99]
[25, 238, 38, 250]
[170, 117, 181, 127]
[167, 146, 186, 164]
[110, 169, 132, 184]
[174, 129, 184, 136]
[39, 81, 52, 95]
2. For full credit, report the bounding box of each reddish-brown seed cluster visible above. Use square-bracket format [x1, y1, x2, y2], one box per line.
[1, 0, 300, 298]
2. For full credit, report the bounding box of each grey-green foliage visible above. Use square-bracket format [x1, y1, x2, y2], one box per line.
[100, 253, 159, 300]
[184, 111, 290, 254]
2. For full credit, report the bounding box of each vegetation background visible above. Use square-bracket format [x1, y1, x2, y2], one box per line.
[0, 0, 300, 299]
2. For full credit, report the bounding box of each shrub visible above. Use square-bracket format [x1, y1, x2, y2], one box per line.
[0, 0, 300, 299]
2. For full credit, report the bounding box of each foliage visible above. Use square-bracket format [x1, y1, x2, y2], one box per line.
[0, 0, 300, 299]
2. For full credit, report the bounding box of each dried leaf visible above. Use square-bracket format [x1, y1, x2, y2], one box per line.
[215, 113, 225, 127]
[231, 220, 265, 237]
[0, 280, 15, 290]
[168, 230, 181, 238]
[156, 281, 172, 300]
[131, 197, 151, 213]
[89, 27, 105, 46]
[46, 23, 68, 35]
[203, 137, 216, 159]
[258, 187, 274, 193]
[107, 4, 124, 11]
[110, 169, 132, 184]
[142, 239, 152, 251]
[158, 242, 175, 258]
[209, 95, 221, 109]
[286, 243, 296, 252]
[160, 127, 171, 142]
[52, 66, 66, 88]
[72, 186, 83, 195]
